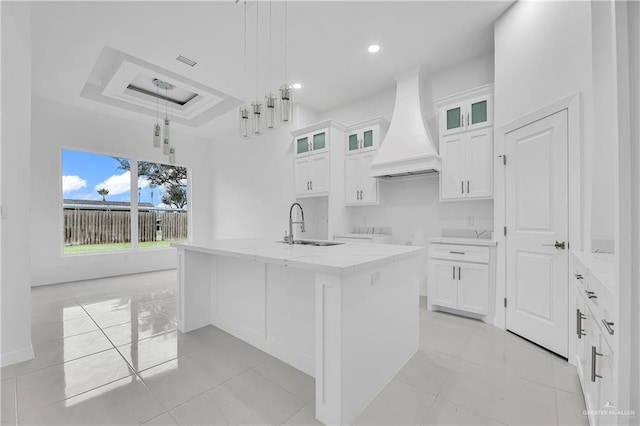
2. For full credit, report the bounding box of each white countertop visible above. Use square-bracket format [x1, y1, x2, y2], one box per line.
[172, 238, 425, 274]
[427, 237, 497, 247]
[334, 233, 391, 239]
[571, 251, 615, 293]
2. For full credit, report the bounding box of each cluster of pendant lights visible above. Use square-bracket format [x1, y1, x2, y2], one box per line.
[239, 0, 292, 138]
[152, 79, 176, 164]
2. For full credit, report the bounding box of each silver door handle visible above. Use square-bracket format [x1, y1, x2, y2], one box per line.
[601, 319, 614, 335]
[576, 309, 586, 339]
[467, 180, 470, 193]
[461, 181, 464, 194]
[458, 266, 461, 280]
[310, 181, 313, 190]
[591, 346, 603, 382]
[452, 265, 455, 280]
[586, 291, 597, 299]
[307, 181, 310, 190]
[574, 274, 584, 280]
[541, 240, 565, 249]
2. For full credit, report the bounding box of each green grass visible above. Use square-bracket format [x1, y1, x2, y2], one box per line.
[64, 240, 185, 255]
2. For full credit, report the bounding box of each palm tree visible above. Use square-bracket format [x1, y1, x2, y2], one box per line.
[97, 188, 109, 201]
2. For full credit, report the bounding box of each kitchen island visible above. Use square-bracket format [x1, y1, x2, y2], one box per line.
[171, 238, 424, 425]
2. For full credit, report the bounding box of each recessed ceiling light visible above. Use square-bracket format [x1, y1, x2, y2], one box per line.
[292, 83, 302, 89]
[368, 44, 380, 53]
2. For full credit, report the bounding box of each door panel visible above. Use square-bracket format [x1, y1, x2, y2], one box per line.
[505, 109, 568, 357]
[457, 262, 489, 315]
[440, 134, 465, 200]
[465, 128, 493, 198]
[431, 260, 457, 308]
[360, 153, 378, 203]
[345, 156, 359, 204]
[295, 158, 311, 194]
[310, 155, 328, 193]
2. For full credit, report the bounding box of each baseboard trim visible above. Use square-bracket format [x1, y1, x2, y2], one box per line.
[1, 345, 34, 367]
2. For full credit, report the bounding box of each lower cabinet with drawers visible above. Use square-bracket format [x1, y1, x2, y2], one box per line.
[427, 238, 497, 322]
[571, 253, 617, 426]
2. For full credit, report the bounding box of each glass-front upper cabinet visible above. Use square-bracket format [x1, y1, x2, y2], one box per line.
[438, 88, 493, 136]
[295, 131, 328, 157]
[345, 118, 389, 156]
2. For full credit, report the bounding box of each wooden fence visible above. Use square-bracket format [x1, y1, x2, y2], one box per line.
[64, 209, 187, 246]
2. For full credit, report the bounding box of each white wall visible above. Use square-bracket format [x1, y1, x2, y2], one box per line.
[30, 98, 213, 286]
[210, 105, 319, 241]
[590, 0, 618, 250]
[318, 54, 495, 294]
[1, 2, 34, 366]
[628, 0, 639, 418]
[494, 0, 593, 251]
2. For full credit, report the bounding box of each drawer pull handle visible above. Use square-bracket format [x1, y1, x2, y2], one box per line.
[452, 265, 456, 280]
[601, 319, 614, 335]
[576, 309, 586, 339]
[586, 291, 598, 299]
[574, 274, 584, 280]
[449, 251, 466, 255]
[591, 346, 603, 382]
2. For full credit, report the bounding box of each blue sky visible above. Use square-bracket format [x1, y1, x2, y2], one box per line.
[62, 150, 170, 206]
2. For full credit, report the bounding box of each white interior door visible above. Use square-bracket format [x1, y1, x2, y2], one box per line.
[505, 109, 569, 357]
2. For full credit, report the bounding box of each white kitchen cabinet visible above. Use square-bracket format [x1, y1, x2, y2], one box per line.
[295, 130, 328, 157]
[436, 85, 494, 201]
[438, 91, 493, 137]
[427, 239, 496, 319]
[570, 253, 618, 426]
[345, 118, 388, 155]
[440, 128, 493, 200]
[292, 125, 334, 197]
[290, 120, 350, 240]
[345, 152, 377, 204]
[344, 117, 388, 206]
[295, 154, 329, 196]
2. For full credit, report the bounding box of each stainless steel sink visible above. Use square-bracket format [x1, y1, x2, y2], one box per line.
[277, 240, 345, 247]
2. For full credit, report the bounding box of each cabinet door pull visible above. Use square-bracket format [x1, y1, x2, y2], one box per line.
[461, 181, 464, 194]
[460, 114, 464, 128]
[449, 251, 465, 255]
[591, 346, 603, 382]
[467, 112, 470, 127]
[574, 274, 584, 280]
[310, 181, 313, 190]
[601, 319, 614, 335]
[467, 180, 470, 193]
[452, 265, 455, 280]
[458, 266, 461, 280]
[576, 309, 586, 338]
[586, 291, 597, 299]
[307, 181, 310, 190]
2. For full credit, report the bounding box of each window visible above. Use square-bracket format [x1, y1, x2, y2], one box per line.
[62, 149, 188, 254]
[137, 160, 188, 249]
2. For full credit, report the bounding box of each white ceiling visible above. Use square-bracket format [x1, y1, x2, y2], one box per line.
[30, 1, 514, 138]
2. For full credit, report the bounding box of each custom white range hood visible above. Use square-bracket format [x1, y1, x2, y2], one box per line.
[371, 66, 441, 179]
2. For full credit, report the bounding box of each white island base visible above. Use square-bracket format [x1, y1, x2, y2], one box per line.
[173, 239, 423, 425]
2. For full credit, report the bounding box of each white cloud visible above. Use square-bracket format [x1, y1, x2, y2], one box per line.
[62, 175, 87, 194]
[94, 172, 150, 196]
[94, 171, 130, 195]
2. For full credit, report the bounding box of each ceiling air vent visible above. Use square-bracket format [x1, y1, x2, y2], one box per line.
[176, 55, 197, 67]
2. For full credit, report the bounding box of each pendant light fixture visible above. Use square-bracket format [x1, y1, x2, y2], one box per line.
[280, 0, 292, 123]
[264, 0, 277, 130]
[151, 78, 177, 161]
[153, 84, 161, 148]
[251, 0, 263, 135]
[239, 0, 251, 138]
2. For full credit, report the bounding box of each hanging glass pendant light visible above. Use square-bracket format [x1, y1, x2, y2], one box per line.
[168, 147, 176, 165]
[264, 0, 277, 130]
[152, 78, 175, 156]
[265, 93, 277, 129]
[162, 118, 171, 155]
[251, 0, 263, 135]
[239, 0, 250, 139]
[280, 0, 292, 123]
[153, 83, 162, 147]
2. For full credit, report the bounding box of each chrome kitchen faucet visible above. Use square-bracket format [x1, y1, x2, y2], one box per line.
[288, 202, 306, 244]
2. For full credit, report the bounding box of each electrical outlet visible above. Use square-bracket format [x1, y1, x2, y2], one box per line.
[371, 271, 381, 285]
[467, 216, 475, 226]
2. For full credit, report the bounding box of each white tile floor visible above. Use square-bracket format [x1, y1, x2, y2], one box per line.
[1, 270, 589, 425]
